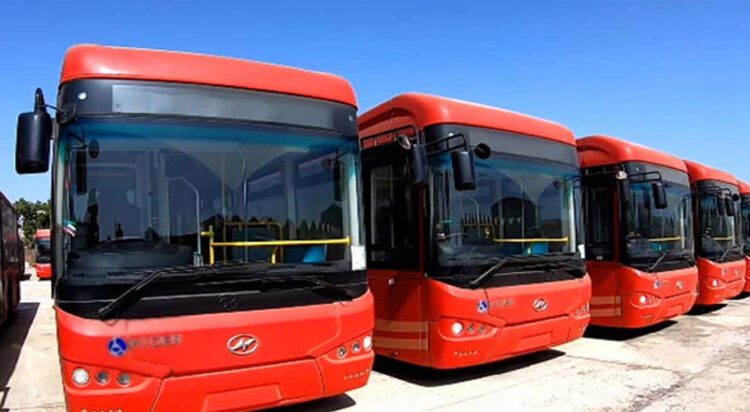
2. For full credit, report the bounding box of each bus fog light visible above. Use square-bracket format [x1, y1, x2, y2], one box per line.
[352, 341, 361, 353]
[117, 373, 132, 386]
[467, 324, 475, 334]
[337, 346, 348, 359]
[94, 370, 109, 385]
[363, 335, 372, 351]
[71, 368, 89, 386]
[451, 322, 464, 336]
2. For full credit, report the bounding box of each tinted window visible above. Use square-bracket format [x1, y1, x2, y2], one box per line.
[583, 180, 615, 261]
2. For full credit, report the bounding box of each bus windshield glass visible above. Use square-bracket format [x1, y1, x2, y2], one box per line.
[430, 140, 583, 278]
[741, 194, 750, 255]
[35, 238, 51, 263]
[55, 118, 363, 292]
[623, 164, 694, 268]
[696, 182, 741, 261]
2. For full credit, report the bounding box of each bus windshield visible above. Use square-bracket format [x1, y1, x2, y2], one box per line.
[431, 150, 583, 276]
[623, 164, 694, 269]
[696, 182, 741, 261]
[35, 238, 51, 263]
[741, 194, 750, 255]
[55, 118, 363, 291]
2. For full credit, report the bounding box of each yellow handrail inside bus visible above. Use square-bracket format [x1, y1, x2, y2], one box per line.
[492, 237, 569, 243]
[710, 236, 735, 241]
[200, 225, 350, 265]
[647, 236, 683, 242]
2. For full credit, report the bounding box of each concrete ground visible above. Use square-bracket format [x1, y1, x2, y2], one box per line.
[2, 273, 749, 412]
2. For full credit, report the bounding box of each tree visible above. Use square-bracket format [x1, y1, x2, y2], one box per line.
[14, 198, 51, 246]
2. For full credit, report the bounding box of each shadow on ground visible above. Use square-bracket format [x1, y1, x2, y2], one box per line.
[269, 394, 356, 412]
[373, 349, 564, 387]
[688, 304, 728, 316]
[584, 320, 677, 342]
[731, 292, 750, 301]
[0, 302, 39, 412]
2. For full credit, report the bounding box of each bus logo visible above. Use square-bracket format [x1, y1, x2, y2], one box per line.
[227, 334, 259, 356]
[477, 300, 489, 314]
[676, 280, 684, 290]
[532, 298, 548, 312]
[108, 337, 128, 357]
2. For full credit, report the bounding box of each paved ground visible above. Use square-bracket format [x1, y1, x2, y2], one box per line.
[2, 273, 749, 412]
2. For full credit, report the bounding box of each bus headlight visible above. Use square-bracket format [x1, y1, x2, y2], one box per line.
[451, 322, 464, 336]
[71, 368, 90, 386]
[363, 335, 373, 351]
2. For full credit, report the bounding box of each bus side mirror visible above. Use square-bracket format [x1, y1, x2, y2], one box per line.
[717, 195, 726, 215]
[16, 89, 52, 174]
[725, 197, 736, 216]
[451, 150, 476, 191]
[409, 143, 427, 185]
[652, 181, 668, 209]
[618, 178, 631, 205]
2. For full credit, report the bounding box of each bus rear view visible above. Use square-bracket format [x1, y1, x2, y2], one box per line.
[15, 45, 373, 411]
[34, 229, 51, 279]
[578, 136, 698, 328]
[684, 161, 745, 305]
[737, 179, 750, 293]
[359, 93, 591, 369]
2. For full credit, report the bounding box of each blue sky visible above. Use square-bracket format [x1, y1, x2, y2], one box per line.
[1, 1, 748, 201]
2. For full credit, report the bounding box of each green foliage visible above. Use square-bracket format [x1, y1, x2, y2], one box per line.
[14, 198, 51, 246]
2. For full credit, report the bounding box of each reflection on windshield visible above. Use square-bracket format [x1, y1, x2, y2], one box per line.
[36, 239, 51, 263]
[698, 194, 740, 258]
[743, 195, 750, 254]
[57, 118, 362, 279]
[431, 153, 582, 268]
[624, 181, 693, 260]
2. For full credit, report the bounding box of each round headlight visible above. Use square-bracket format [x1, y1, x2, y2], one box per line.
[712, 279, 720, 287]
[638, 295, 648, 305]
[451, 322, 464, 336]
[363, 335, 373, 351]
[94, 370, 109, 385]
[71, 368, 89, 386]
[117, 373, 132, 387]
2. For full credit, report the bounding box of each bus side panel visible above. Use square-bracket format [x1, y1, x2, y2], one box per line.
[744, 257, 750, 293]
[369, 268, 429, 366]
[586, 261, 622, 327]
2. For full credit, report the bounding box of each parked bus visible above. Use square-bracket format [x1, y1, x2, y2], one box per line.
[34, 229, 51, 279]
[0, 191, 23, 328]
[358, 93, 591, 369]
[577, 136, 698, 328]
[15, 45, 373, 411]
[684, 161, 745, 305]
[739, 179, 750, 293]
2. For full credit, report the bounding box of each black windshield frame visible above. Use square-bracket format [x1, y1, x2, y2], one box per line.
[423, 124, 586, 289]
[621, 162, 695, 272]
[50, 79, 367, 319]
[693, 179, 743, 262]
[742, 194, 750, 255]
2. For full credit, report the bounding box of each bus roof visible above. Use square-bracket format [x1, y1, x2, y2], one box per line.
[35, 229, 50, 238]
[577, 135, 687, 172]
[738, 179, 750, 195]
[684, 160, 738, 186]
[358, 93, 575, 146]
[60, 45, 357, 107]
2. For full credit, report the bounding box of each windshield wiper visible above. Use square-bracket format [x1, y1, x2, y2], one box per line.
[97, 262, 269, 320]
[719, 244, 741, 263]
[647, 252, 669, 273]
[468, 257, 511, 289]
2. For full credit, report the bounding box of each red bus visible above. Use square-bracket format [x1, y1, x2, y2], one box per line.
[0, 192, 23, 328]
[684, 161, 746, 304]
[577, 136, 698, 328]
[738, 179, 750, 293]
[34, 229, 51, 279]
[358, 93, 591, 369]
[15, 45, 373, 411]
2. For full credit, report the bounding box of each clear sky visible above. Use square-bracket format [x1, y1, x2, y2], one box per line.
[1, 1, 748, 201]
